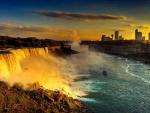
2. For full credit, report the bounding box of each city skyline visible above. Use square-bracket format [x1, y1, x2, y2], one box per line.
[101, 29, 150, 42]
[0, 0, 150, 41]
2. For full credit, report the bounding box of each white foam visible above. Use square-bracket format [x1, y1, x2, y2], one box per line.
[125, 63, 150, 84]
[78, 97, 97, 103]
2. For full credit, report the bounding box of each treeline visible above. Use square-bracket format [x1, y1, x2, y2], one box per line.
[0, 36, 69, 49]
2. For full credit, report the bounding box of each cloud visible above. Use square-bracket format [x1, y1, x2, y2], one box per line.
[124, 24, 135, 27]
[137, 25, 149, 29]
[124, 23, 149, 29]
[0, 23, 81, 41]
[0, 23, 47, 32]
[34, 11, 127, 21]
[112, 28, 125, 32]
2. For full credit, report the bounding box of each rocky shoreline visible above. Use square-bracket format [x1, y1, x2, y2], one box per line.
[0, 81, 93, 113]
[81, 40, 150, 64]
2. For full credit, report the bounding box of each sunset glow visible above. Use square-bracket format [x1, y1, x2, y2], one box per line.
[0, 0, 149, 40]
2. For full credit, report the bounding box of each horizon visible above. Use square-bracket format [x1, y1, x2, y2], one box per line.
[0, 35, 141, 41]
[0, 0, 150, 40]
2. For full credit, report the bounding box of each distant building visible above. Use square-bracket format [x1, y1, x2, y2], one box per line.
[101, 35, 113, 41]
[115, 31, 119, 40]
[135, 29, 143, 41]
[119, 35, 124, 40]
[111, 34, 114, 40]
[142, 36, 145, 41]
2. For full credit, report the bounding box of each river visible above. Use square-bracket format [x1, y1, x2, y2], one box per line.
[68, 51, 150, 113]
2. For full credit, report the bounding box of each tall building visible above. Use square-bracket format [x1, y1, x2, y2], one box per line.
[149, 33, 150, 40]
[135, 29, 138, 40]
[135, 29, 143, 41]
[115, 31, 119, 40]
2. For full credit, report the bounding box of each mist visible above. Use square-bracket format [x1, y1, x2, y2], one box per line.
[0, 45, 128, 99]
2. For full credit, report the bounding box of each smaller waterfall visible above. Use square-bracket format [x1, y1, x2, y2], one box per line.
[0, 47, 49, 79]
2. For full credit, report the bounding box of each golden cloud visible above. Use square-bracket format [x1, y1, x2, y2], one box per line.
[124, 23, 150, 29]
[137, 25, 150, 29]
[0, 23, 82, 41]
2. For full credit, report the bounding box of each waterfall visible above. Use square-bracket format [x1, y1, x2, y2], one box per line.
[0, 47, 49, 79]
[0, 47, 82, 98]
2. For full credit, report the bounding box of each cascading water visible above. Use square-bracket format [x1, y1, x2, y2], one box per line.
[0, 47, 49, 79]
[0, 47, 82, 98]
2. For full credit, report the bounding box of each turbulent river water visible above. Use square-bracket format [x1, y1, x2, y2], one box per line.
[68, 51, 150, 113]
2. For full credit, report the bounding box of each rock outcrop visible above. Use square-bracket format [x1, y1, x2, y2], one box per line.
[0, 81, 93, 113]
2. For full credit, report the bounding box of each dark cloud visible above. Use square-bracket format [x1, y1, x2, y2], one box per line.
[34, 11, 127, 21]
[0, 23, 47, 32]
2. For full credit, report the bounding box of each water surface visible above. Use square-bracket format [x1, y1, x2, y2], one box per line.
[69, 52, 150, 113]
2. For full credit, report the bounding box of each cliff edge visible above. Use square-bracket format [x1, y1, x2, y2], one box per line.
[0, 81, 93, 113]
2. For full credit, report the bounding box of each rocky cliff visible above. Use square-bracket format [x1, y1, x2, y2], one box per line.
[0, 81, 93, 113]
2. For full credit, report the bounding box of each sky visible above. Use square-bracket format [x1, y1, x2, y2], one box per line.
[0, 0, 150, 40]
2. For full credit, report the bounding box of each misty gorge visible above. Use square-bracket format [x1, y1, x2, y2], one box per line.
[1, 0, 150, 113]
[0, 47, 78, 97]
[0, 44, 150, 113]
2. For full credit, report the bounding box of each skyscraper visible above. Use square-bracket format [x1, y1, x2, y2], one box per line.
[135, 29, 138, 40]
[115, 31, 119, 40]
[135, 29, 143, 41]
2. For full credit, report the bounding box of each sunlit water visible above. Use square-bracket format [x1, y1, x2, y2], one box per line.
[68, 52, 150, 113]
